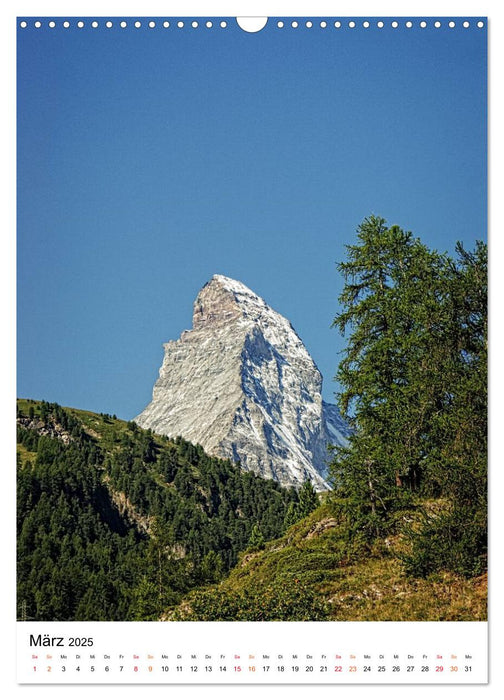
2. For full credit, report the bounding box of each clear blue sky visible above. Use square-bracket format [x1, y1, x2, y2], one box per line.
[17, 17, 487, 419]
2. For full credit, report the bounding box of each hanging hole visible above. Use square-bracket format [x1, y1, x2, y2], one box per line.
[237, 17, 268, 33]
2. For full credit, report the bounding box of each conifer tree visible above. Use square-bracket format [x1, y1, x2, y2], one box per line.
[248, 524, 265, 550]
[330, 216, 487, 574]
[298, 480, 319, 518]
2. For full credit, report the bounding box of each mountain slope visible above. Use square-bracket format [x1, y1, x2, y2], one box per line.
[167, 504, 487, 622]
[136, 275, 350, 488]
[16, 399, 299, 621]
[16, 400, 486, 623]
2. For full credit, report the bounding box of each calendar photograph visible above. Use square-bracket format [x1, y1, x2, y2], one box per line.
[15, 8, 488, 685]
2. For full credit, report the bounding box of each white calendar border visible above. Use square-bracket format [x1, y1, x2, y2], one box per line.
[3, 0, 501, 698]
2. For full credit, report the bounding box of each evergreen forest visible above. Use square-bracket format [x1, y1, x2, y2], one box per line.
[16, 400, 303, 620]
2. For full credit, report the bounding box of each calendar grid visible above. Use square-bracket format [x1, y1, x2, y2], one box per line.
[17, 621, 488, 684]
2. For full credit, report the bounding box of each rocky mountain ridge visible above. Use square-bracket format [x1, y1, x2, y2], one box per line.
[135, 275, 350, 488]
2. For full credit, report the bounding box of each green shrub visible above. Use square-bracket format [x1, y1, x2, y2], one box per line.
[401, 505, 487, 578]
[172, 577, 329, 621]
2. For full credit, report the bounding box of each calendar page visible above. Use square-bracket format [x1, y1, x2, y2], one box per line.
[13, 0, 490, 692]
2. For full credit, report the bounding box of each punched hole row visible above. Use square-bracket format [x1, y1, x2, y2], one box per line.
[19, 18, 486, 30]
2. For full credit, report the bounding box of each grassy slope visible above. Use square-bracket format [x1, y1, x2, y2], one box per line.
[17, 398, 171, 455]
[170, 503, 487, 621]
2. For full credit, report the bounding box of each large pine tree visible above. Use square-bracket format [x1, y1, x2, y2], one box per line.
[330, 216, 487, 575]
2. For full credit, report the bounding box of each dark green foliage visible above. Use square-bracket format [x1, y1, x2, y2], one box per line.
[297, 480, 319, 517]
[282, 480, 319, 529]
[283, 502, 299, 530]
[17, 438, 144, 621]
[330, 216, 487, 576]
[400, 505, 487, 578]
[172, 578, 329, 621]
[247, 524, 265, 550]
[17, 400, 299, 621]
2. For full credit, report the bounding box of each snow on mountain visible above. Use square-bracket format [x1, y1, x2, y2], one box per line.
[135, 275, 350, 489]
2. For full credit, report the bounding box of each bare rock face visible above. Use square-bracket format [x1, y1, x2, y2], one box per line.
[135, 275, 350, 489]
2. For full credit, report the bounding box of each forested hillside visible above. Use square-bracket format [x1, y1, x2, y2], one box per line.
[16, 399, 304, 621]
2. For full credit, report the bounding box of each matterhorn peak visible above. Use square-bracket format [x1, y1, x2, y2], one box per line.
[210, 273, 258, 295]
[192, 274, 261, 330]
[136, 276, 349, 489]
